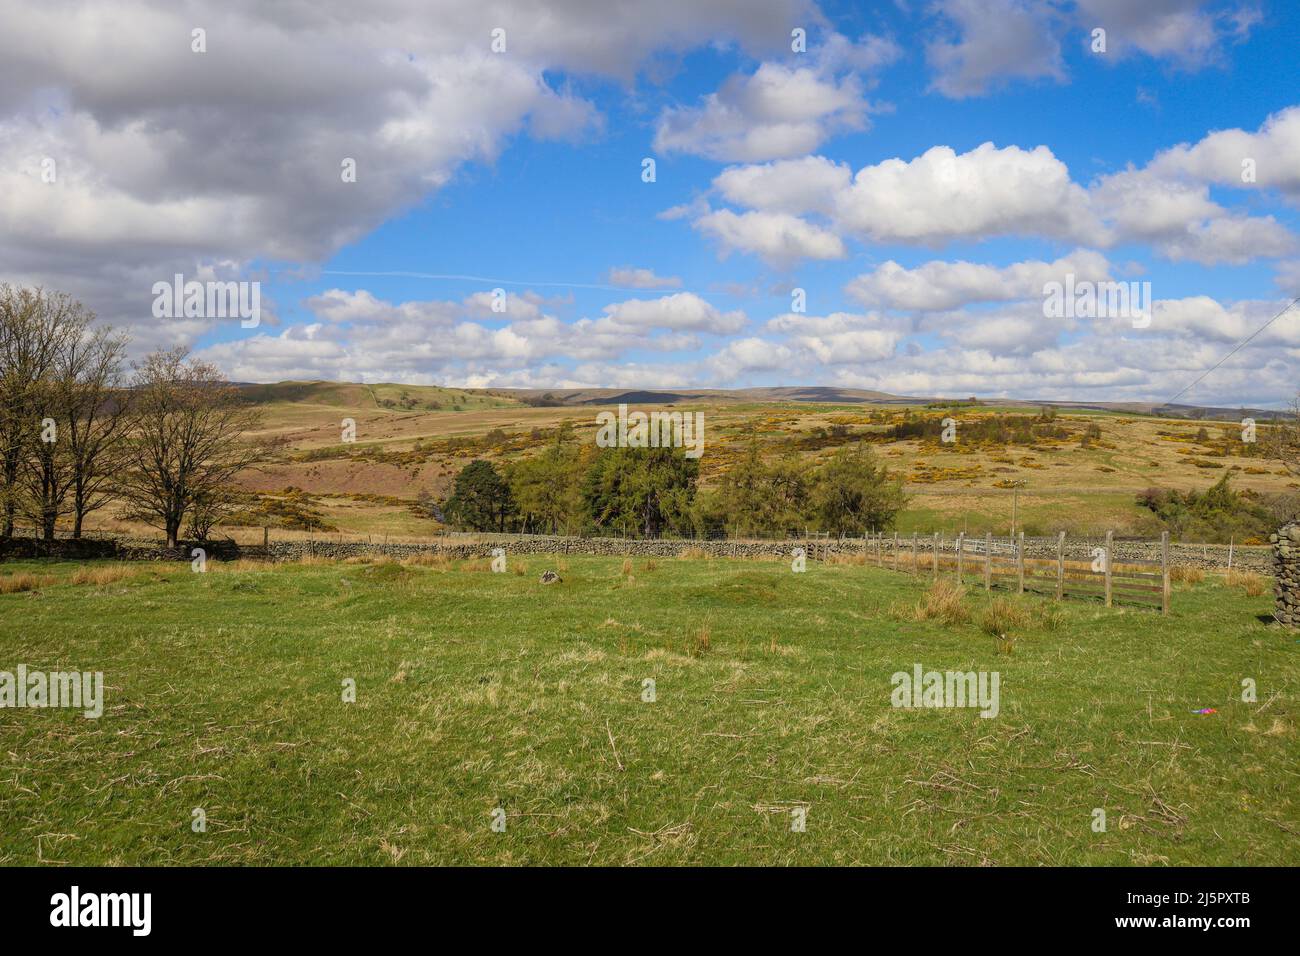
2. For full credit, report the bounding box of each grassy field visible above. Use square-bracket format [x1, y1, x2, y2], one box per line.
[1, 555, 1296, 866]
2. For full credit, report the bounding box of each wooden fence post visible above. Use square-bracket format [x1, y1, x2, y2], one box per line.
[893, 532, 899, 571]
[1104, 529, 1113, 608]
[932, 533, 939, 578]
[957, 532, 964, 582]
[1228, 536, 1234, 571]
[1017, 530, 1025, 594]
[263, 525, 269, 549]
[911, 532, 918, 574]
[984, 532, 992, 591]
[1056, 531, 1065, 601]
[1161, 530, 1170, 616]
[876, 532, 882, 567]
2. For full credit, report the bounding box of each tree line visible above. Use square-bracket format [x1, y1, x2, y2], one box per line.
[0, 286, 262, 548]
[442, 424, 908, 538]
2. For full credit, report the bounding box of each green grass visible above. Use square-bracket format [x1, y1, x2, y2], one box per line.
[1, 556, 1296, 866]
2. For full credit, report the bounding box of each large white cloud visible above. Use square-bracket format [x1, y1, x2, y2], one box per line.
[599, 292, 746, 334]
[1147, 105, 1300, 200]
[834, 143, 1103, 245]
[847, 251, 1114, 311]
[712, 156, 852, 215]
[654, 33, 898, 162]
[695, 209, 847, 267]
[698, 133, 1295, 265]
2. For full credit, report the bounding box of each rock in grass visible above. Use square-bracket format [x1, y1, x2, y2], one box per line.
[539, 570, 562, 584]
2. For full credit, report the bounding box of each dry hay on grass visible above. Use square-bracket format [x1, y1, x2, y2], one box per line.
[677, 546, 709, 560]
[1170, 565, 1205, 585]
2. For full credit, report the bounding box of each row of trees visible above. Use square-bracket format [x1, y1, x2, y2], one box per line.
[0, 286, 262, 547]
[442, 428, 908, 538]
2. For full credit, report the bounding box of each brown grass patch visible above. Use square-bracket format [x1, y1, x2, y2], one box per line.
[826, 552, 867, 566]
[401, 552, 454, 570]
[1170, 565, 1204, 585]
[69, 565, 139, 587]
[1226, 568, 1267, 597]
[904, 580, 970, 625]
[979, 596, 1033, 640]
[0, 572, 58, 594]
[685, 623, 712, 657]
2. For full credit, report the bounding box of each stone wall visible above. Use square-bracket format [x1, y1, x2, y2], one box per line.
[0, 530, 1273, 572]
[1270, 523, 1300, 625]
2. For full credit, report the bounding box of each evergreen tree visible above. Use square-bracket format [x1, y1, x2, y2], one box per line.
[444, 459, 515, 531]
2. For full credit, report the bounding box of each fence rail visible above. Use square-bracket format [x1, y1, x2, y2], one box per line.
[864, 529, 1172, 615]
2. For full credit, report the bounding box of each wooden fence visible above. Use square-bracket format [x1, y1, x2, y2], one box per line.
[866, 530, 1171, 615]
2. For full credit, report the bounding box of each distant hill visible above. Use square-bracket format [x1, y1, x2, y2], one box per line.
[236, 380, 520, 412]
[233, 379, 1286, 422]
[504, 385, 1285, 420]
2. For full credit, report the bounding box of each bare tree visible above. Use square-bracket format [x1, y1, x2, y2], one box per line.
[0, 287, 91, 539]
[120, 348, 263, 548]
[1269, 394, 1300, 478]
[16, 374, 77, 540]
[63, 327, 131, 537]
[184, 487, 234, 541]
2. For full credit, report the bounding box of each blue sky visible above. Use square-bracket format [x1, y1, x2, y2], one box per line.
[4, 0, 1299, 404]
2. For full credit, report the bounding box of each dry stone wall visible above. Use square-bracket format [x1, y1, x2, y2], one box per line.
[0, 530, 1273, 572]
[1270, 522, 1300, 625]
